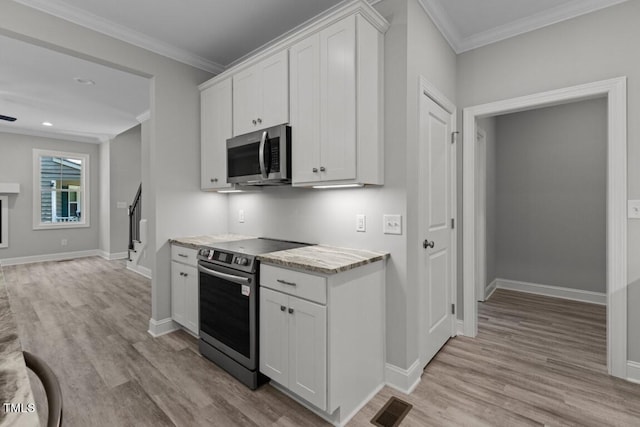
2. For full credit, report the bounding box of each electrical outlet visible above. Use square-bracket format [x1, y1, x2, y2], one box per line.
[61, 238, 68, 246]
[238, 209, 245, 223]
[383, 214, 402, 235]
[116, 201, 127, 209]
[356, 214, 366, 232]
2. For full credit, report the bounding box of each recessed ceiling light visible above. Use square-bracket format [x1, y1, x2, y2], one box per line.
[42, 122, 53, 127]
[74, 77, 95, 85]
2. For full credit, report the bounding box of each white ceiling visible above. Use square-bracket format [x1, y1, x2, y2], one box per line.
[2, 0, 629, 143]
[0, 34, 150, 143]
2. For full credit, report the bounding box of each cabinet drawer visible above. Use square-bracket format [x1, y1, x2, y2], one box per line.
[171, 245, 198, 266]
[260, 264, 326, 304]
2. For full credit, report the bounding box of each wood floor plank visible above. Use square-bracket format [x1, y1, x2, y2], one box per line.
[5, 259, 640, 426]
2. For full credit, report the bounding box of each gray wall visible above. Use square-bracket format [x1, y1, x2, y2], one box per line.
[477, 117, 497, 288]
[110, 125, 142, 255]
[0, 1, 229, 325]
[456, 0, 640, 361]
[494, 98, 606, 292]
[0, 132, 99, 259]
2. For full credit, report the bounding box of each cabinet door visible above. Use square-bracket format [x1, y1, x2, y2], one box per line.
[201, 79, 233, 190]
[290, 33, 321, 184]
[259, 287, 289, 386]
[319, 15, 357, 182]
[259, 49, 289, 130]
[233, 65, 260, 136]
[288, 296, 327, 410]
[183, 264, 199, 335]
[171, 261, 186, 326]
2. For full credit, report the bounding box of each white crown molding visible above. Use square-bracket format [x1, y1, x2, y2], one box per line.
[419, 0, 628, 54]
[0, 123, 104, 144]
[12, 0, 226, 74]
[418, 0, 464, 53]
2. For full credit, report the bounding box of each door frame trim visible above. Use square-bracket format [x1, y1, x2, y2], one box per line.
[462, 77, 628, 378]
[418, 75, 457, 367]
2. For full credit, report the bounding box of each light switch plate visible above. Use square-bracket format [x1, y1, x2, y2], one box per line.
[628, 200, 640, 219]
[356, 214, 366, 232]
[383, 214, 402, 235]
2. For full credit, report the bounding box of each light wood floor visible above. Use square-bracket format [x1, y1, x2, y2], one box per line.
[4, 257, 640, 426]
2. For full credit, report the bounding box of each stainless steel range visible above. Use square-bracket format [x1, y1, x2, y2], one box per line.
[197, 238, 312, 389]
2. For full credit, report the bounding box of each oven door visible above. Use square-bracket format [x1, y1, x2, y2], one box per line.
[198, 260, 256, 370]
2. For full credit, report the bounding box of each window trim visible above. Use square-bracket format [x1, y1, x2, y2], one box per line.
[32, 149, 90, 230]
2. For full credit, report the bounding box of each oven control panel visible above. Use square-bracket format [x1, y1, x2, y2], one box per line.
[198, 248, 255, 272]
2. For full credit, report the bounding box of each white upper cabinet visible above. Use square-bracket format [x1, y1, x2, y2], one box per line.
[199, 0, 388, 191]
[201, 78, 233, 190]
[233, 50, 289, 136]
[291, 14, 384, 187]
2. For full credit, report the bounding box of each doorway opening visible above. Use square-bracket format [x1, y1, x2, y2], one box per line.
[463, 77, 628, 379]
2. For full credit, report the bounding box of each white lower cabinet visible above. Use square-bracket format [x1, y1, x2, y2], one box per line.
[171, 246, 199, 335]
[259, 262, 385, 424]
[260, 287, 327, 409]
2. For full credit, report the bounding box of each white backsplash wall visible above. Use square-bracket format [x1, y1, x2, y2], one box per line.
[227, 186, 404, 250]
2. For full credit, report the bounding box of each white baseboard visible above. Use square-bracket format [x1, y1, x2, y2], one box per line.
[0, 249, 100, 266]
[456, 320, 464, 336]
[627, 361, 640, 384]
[147, 317, 179, 337]
[495, 278, 606, 305]
[485, 279, 498, 300]
[385, 358, 421, 394]
[127, 263, 152, 279]
[98, 250, 129, 261]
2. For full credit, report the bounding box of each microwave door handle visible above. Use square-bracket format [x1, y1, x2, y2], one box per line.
[259, 130, 268, 179]
[198, 265, 251, 285]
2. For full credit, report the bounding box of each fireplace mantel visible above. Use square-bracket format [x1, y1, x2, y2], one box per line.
[0, 183, 20, 194]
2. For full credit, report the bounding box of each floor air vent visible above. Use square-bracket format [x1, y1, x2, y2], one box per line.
[370, 396, 413, 427]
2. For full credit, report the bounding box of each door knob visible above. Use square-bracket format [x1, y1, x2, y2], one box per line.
[423, 239, 435, 249]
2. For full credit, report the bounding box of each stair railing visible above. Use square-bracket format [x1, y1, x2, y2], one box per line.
[128, 183, 142, 259]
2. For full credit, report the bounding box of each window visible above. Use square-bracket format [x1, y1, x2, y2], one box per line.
[33, 149, 90, 229]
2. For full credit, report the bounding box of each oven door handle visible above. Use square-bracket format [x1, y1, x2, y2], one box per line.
[198, 265, 251, 285]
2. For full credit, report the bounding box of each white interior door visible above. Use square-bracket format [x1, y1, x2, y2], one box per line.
[420, 92, 454, 366]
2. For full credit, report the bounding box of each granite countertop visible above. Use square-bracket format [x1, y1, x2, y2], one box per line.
[0, 270, 39, 427]
[258, 244, 389, 274]
[168, 234, 256, 249]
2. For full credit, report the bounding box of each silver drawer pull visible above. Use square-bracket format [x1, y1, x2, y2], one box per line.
[280, 305, 286, 311]
[288, 308, 294, 314]
[178, 253, 188, 258]
[277, 279, 297, 287]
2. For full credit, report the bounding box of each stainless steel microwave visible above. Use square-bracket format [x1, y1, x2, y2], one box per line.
[227, 124, 291, 185]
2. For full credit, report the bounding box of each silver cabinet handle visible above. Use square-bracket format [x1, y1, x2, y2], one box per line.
[423, 239, 435, 249]
[252, 119, 257, 125]
[312, 168, 318, 173]
[280, 305, 286, 311]
[257, 118, 262, 124]
[288, 308, 294, 314]
[178, 253, 188, 258]
[320, 166, 326, 172]
[198, 265, 251, 285]
[277, 279, 297, 287]
[210, 178, 218, 183]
